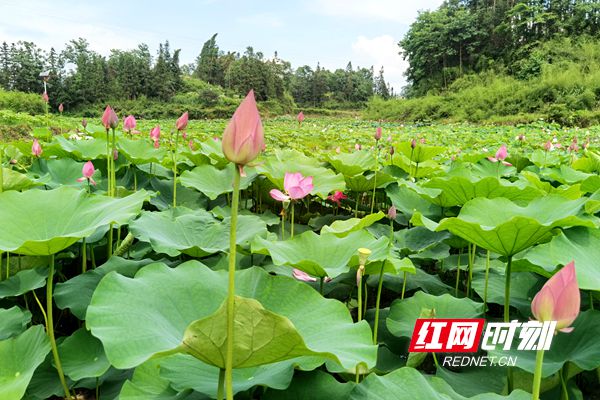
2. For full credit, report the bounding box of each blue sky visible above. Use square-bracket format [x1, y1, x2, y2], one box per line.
[0, 0, 444, 91]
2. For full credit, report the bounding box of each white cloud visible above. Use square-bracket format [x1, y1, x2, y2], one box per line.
[310, 0, 444, 24]
[237, 13, 284, 28]
[351, 35, 408, 93]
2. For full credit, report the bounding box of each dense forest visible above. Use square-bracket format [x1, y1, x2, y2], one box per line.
[0, 35, 391, 117]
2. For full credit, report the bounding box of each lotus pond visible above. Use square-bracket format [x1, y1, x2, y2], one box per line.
[1, 111, 600, 399]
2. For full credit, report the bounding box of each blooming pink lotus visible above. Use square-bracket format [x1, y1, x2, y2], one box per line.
[101, 106, 118, 130]
[42, 92, 49, 103]
[327, 190, 347, 206]
[123, 115, 136, 132]
[531, 261, 580, 332]
[32, 139, 42, 157]
[176, 112, 189, 131]
[297, 111, 304, 125]
[58, 103, 64, 113]
[77, 161, 97, 185]
[487, 144, 512, 166]
[270, 172, 313, 202]
[221, 90, 264, 168]
[150, 125, 161, 141]
[374, 127, 382, 141]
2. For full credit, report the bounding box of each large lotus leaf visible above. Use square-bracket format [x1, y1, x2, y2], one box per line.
[148, 178, 207, 211]
[178, 163, 257, 200]
[119, 358, 206, 400]
[436, 367, 507, 398]
[387, 291, 484, 338]
[87, 262, 376, 373]
[513, 227, 600, 291]
[257, 149, 346, 198]
[321, 212, 385, 237]
[540, 165, 593, 185]
[411, 196, 595, 256]
[252, 229, 387, 278]
[391, 154, 443, 179]
[0, 267, 48, 298]
[263, 370, 356, 400]
[58, 328, 111, 381]
[0, 325, 51, 400]
[29, 158, 100, 189]
[130, 208, 267, 257]
[161, 354, 297, 398]
[53, 136, 108, 160]
[418, 176, 544, 207]
[382, 268, 453, 296]
[349, 367, 530, 400]
[518, 171, 583, 199]
[471, 270, 541, 315]
[198, 137, 229, 168]
[54, 256, 157, 320]
[487, 310, 600, 378]
[327, 151, 377, 176]
[396, 142, 446, 163]
[0, 306, 31, 340]
[117, 138, 168, 164]
[529, 149, 561, 168]
[0, 187, 148, 255]
[0, 167, 41, 191]
[344, 171, 397, 193]
[386, 183, 442, 219]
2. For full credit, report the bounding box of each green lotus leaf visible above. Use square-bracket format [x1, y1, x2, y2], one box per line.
[518, 171, 583, 199]
[257, 149, 345, 199]
[417, 176, 544, 207]
[396, 142, 446, 163]
[0, 187, 148, 255]
[471, 270, 541, 315]
[327, 151, 377, 176]
[487, 310, 600, 378]
[411, 196, 595, 256]
[29, 158, 100, 189]
[58, 328, 110, 381]
[529, 149, 561, 168]
[540, 165, 593, 185]
[344, 171, 397, 193]
[349, 367, 530, 399]
[0, 306, 31, 340]
[0, 267, 48, 298]
[198, 137, 229, 168]
[387, 291, 484, 338]
[391, 154, 443, 179]
[54, 257, 157, 320]
[386, 183, 442, 219]
[252, 229, 387, 278]
[0, 326, 51, 400]
[0, 167, 41, 191]
[87, 262, 376, 373]
[263, 370, 355, 400]
[117, 138, 168, 164]
[148, 178, 207, 211]
[130, 208, 267, 257]
[161, 354, 297, 398]
[179, 163, 257, 200]
[321, 212, 385, 237]
[513, 226, 600, 291]
[53, 136, 108, 160]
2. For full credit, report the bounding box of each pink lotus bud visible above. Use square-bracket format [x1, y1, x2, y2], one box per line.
[388, 205, 397, 220]
[292, 268, 317, 282]
[123, 115, 136, 131]
[150, 125, 161, 141]
[419, 138, 426, 144]
[77, 161, 97, 185]
[355, 143, 361, 151]
[113, 149, 118, 160]
[495, 144, 508, 160]
[221, 90, 265, 166]
[102, 106, 118, 130]
[182, 132, 188, 140]
[544, 140, 553, 152]
[531, 261, 580, 333]
[82, 119, 87, 129]
[188, 140, 194, 150]
[176, 112, 189, 131]
[32, 139, 42, 157]
[297, 111, 304, 124]
[335, 146, 341, 154]
[374, 127, 382, 141]
[410, 139, 417, 149]
[42, 92, 49, 103]
[390, 146, 395, 156]
[58, 103, 64, 113]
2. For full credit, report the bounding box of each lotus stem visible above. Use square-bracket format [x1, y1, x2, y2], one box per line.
[111, 128, 116, 196]
[114, 232, 135, 257]
[81, 239, 87, 274]
[409, 148, 414, 178]
[467, 244, 476, 298]
[217, 368, 225, 400]
[355, 194, 360, 218]
[4, 252, 8, 280]
[46, 254, 73, 399]
[107, 224, 113, 259]
[455, 248, 462, 296]
[401, 271, 408, 300]
[105, 130, 110, 196]
[32, 289, 48, 330]
[414, 161, 420, 180]
[173, 130, 179, 207]
[133, 167, 137, 192]
[0, 162, 3, 193]
[225, 166, 241, 400]
[373, 262, 385, 344]
[357, 273, 363, 321]
[291, 202, 295, 238]
[504, 255, 513, 322]
[370, 149, 379, 214]
[483, 250, 490, 314]
[560, 365, 569, 400]
[531, 349, 545, 400]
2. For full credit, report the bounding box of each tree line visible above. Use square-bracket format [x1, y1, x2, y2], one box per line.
[0, 35, 392, 112]
[400, 0, 600, 96]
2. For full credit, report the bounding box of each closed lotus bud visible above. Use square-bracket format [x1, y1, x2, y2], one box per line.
[42, 92, 49, 103]
[82, 118, 87, 129]
[221, 90, 264, 166]
[390, 146, 395, 156]
[374, 127, 382, 141]
[176, 112, 189, 131]
[123, 115, 136, 131]
[58, 103, 64, 113]
[411, 139, 417, 149]
[150, 125, 161, 141]
[297, 111, 304, 125]
[388, 205, 397, 220]
[544, 140, 553, 151]
[102, 106, 118, 130]
[355, 143, 361, 151]
[32, 139, 42, 157]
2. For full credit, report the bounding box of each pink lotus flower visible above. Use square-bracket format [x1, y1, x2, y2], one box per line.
[58, 103, 64, 113]
[123, 115, 136, 132]
[101, 106, 118, 130]
[270, 172, 313, 202]
[410, 139, 417, 149]
[77, 161, 97, 185]
[176, 111, 189, 131]
[544, 140, 554, 152]
[355, 143, 361, 151]
[388, 205, 397, 220]
[32, 139, 42, 157]
[297, 111, 304, 125]
[150, 125, 161, 141]
[335, 146, 341, 154]
[374, 127, 382, 141]
[221, 90, 264, 168]
[327, 190, 347, 206]
[42, 92, 49, 103]
[531, 261, 580, 333]
[292, 269, 316, 282]
[487, 144, 512, 166]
